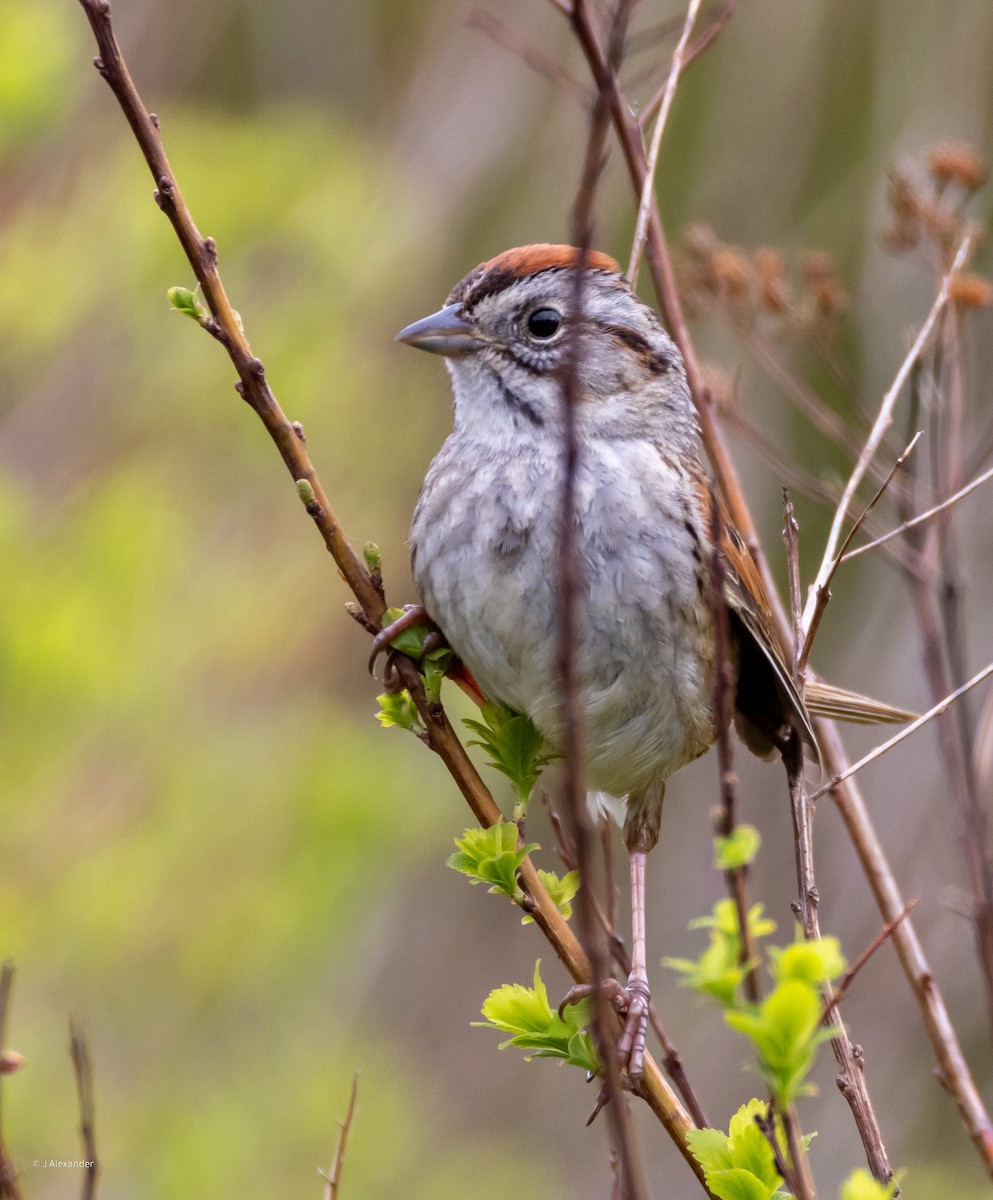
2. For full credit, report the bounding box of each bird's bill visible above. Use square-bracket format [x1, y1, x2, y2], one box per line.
[395, 303, 486, 357]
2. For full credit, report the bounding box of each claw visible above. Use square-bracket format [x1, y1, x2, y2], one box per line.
[558, 975, 651, 1083]
[368, 604, 432, 676]
[615, 976, 650, 1083]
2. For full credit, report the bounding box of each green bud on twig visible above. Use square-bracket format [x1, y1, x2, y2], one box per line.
[167, 285, 208, 324]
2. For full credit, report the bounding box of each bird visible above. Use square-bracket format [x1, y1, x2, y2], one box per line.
[390, 243, 911, 1078]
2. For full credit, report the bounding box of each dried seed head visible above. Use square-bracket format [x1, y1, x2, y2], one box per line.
[711, 248, 751, 300]
[803, 252, 846, 317]
[949, 272, 993, 309]
[754, 247, 788, 313]
[928, 142, 987, 191]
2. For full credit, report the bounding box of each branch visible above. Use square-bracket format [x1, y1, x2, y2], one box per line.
[0, 964, 22, 1200]
[799, 432, 921, 672]
[801, 235, 973, 635]
[844, 459, 993, 562]
[627, 0, 703, 286]
[811, 660, 993, 802]
[320, 1074, 358, 1200]
[69, 1023, 98, 1200]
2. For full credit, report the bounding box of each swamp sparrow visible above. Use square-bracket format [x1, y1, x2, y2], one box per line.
[392, 245, 909, 1077]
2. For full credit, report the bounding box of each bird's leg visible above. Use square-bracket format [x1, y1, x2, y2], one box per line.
[557, 850, 652, 1083]
[616, 849, 650, 1081]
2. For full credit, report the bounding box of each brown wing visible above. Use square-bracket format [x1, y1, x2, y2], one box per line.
[696, 483, 819, 761]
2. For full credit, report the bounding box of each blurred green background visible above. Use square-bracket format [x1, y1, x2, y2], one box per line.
[2, 1, 993, 1196]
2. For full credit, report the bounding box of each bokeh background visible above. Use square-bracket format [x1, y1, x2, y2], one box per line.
[2, 1, 993, 1196]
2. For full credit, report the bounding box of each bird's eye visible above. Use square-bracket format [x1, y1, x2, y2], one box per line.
[526, 307, 562, 340]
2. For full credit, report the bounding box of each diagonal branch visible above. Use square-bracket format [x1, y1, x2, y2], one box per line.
[627, 0, 703, 286]
[802, 235, 973, 636]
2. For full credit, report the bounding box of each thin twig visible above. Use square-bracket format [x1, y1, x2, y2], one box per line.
[811, 661, 993, 802]
[320, 1074, 358, 1200]
[0, 964, 22, 1200]
[708, 488, 759, 1001]
[822, 902, 918, 1021]
[627, 0, 703, 286]
[799, 432, 922, 672]
[468, 9, 591, 103]
[69, 1022, 98, 1200]
[782, 489, 803, 680]
[802, 235, 973, 635]
[638, 0, 744, 122]
[843, 459, 993, 561]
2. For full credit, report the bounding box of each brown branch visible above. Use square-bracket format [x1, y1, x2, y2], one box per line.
[708, 488, 759, 1001]
[822, 902, 918, 1022]
[628, 0, 703, 285]
[320, 1074, 358, 1200]
[69, 1023, 98, 1200]
[811, 661, 993, 802]
[74, 1, 706, 1189]
[799, 432, 921, 673]
[468, 9, 591, 103]
[0, 964, 22, 1200]
[842, 459, 993, 561]
[638, 0, 745, 124]
[559, 6, 651, 1196]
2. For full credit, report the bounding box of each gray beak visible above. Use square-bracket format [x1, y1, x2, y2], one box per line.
[395, 303, 486, 357]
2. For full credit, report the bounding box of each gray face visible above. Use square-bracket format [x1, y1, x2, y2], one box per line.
[445, 266, 697, 447]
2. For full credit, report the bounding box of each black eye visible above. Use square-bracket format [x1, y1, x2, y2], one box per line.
[526, 307, 562, 340]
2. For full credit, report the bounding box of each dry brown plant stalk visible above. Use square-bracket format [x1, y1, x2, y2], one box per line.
[0, 964, 23, 1200]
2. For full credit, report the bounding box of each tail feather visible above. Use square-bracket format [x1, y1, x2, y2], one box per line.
[804, 679, 916, 726]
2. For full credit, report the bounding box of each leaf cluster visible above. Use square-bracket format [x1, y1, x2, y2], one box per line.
[474, 961, 598, 1074]
[463, 701, 555, 811]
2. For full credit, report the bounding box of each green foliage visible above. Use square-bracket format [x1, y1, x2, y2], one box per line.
[665, 899, 776, 1007]
[686, 1100, 785, 1200]
[376, 689, 424, 736]
[522, 868, 580, 925]
[667, 899, 847, 1107]
[769, 937, 846, 986]
[167, 284, 209, 324]
[475, 961, 598, 1073]
[448, 823, 539, 903]
[839, 1169, 899, 1200]
[725, 981, 839, 1107]
[715, 824, 762, 870]
[463, 701, 554, 811]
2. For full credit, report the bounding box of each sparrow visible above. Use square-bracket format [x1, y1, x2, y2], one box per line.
[392, 244, 910, 1078]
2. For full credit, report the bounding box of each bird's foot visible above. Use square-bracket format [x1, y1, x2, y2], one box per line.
[559, 973, 651, 1083]
[368, 605, 440, 675]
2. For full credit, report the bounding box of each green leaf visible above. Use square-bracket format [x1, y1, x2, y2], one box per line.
[375, 689, 422, 735]
[447, 823, 538, 902]
[769, 937, 846, 985]
[707, 1169, 779, 1200]
[167, 285, 208, 323]
[839, 1168, 899, 1200]
[665, 900, 776, 1008]
[463, 701, 554, 809]
[714, 824, 762, 870]
[522, 868, 580, 924]
[686, 1128, 735, 1175]
[381, 606, 434, 659]
[475, 961, 598, 1073]
[725, 979, 838, 1106]
[686, 1101, 783, 1200]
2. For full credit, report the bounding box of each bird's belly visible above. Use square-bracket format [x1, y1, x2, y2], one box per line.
[411, 443, 717, 797]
